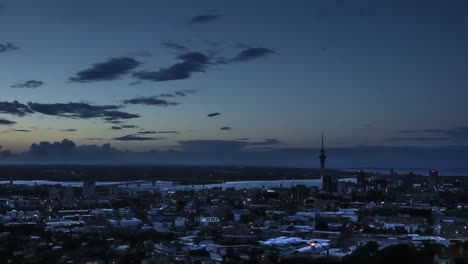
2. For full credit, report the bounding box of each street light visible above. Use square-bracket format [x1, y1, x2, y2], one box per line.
[310, 240, 329, 258]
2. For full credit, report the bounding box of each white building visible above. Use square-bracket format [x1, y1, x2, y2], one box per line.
[199, 216, 220, 227]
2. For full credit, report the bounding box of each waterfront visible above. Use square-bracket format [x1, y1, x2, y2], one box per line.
[0, 178, 357, 190]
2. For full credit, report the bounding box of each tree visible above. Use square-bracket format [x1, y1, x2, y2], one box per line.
[223, 248, 241, 264]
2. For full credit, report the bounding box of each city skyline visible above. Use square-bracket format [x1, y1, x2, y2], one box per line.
[1, 0, 468, 166]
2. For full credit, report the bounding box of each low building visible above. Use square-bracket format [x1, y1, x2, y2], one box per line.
[199, 216, 221, 227]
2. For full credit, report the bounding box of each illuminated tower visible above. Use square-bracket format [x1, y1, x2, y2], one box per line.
[319, 131, 328, 190]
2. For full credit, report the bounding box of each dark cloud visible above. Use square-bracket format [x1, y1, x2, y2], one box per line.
[27, 102, 120, 117]
[110, 125, 138, 130]
[0, 42, 19, 53]
[174, 89, 196, 96]
[158, 93, 175, 98]
[387, 137, 449, 142]
[0, 138, 467, 170]
[393, 126, 468, 142]
[137, 131, 157, 134]
[12, 129, 31, 132]
[69, 57, 141, 82]
[107, 120, 124, 124]
[60, 129, 77, 132]
[232, 48, 275, 62]
[249, 138, 281, 146]
[101, 111, 140, 121]
[28, 139, 76, 157]
[113, 134, 166, 141]
[157, 131, 179, 134]
[0, 101, 34, 116]
[161, 41, 188, 51]
[123, 96, 179, 106]
[122, 125, 138, 129]
[213, 57, 229, 64]
[133, 52, 209, 82]
[220, 126, 232, 131]
[188, 14, 220, 24]
[207, 112, 220, 117]
[10, 80, 44, 89]
[133, 47, 273, 83]
[158, 90, 196, 98]
[236, 138, 249, 141]
[0, 100, 141, 124]
[27, 102, 139, 121]
[24, 139, 122, 161]
[0, 119, 17, 125]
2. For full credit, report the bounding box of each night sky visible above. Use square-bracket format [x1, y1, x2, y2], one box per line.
[1, 0, 467, 168]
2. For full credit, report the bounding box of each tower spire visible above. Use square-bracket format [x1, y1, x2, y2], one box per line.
[321, 130, 324, 150]
[319, 130, 327, 191]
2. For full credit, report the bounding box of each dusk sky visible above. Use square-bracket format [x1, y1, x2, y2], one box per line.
[1, 0, 468, 167]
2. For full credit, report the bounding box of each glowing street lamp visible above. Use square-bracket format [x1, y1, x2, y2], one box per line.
[310, 240, 329, 257]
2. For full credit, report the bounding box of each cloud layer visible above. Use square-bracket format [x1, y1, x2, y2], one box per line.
[0, 139, 466, 171]
[0, 101, 34, 116]
[232, 48, 275, 62]
[161, 41, 188, 51]
[113, 134, 166, 141]
[134, 52, 209, 82]
[70, 57, 141, 82]
[123, 97, 179, 106]
[0, 42, 18, 53]
[28, 102, 139, 121]
[188, 14, 220, 24]
[390, 126, 468, 142]
[10, 80, 44, 88]
[0, 118, 16, 125]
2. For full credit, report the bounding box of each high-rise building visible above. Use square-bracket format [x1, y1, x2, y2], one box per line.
[429, 169, 439, 189]
[83, 180, 96, 199]
[357, 170, 367, 187]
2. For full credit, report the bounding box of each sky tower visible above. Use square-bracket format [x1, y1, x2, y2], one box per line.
[319, 131, 328, 190]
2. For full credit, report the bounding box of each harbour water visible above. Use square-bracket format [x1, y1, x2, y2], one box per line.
[0, 178, 357, 190]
